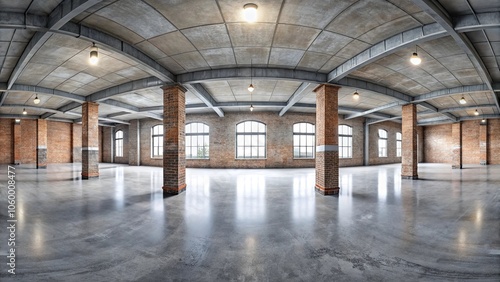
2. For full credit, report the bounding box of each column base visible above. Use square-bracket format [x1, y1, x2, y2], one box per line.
[315, 184, 339, 195]
[452, 165, 462, 169]
[480, 160, 487, 165]
[82, 173, 99, 179]
[163, 183, 187, 195]
[36, 165, 47, 169]
[401, 175, 418, 180]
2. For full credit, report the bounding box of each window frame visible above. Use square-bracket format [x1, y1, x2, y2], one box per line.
[151, 124, 163, 158]
[293, 122, 315, 159]
[235, 121, 267, 159]
[378, 129, 388, 157]
[115, 130, 123, 157]
[396, 132, 402, 157]
[186, 122, 210, 159]
[338, 124, 353, 159]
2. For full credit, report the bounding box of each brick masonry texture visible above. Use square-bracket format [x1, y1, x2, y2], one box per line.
[72, 124, 82, 163]
[37, 119, 48, 168]
[451, 123, 462, 168]
[101, 127, 112, 163]
[462, 120, 480, 164]
[424, 124, 451, 163]
[114, 124, 129, 164]
[47, 121, 72, 163]
[401, 104, 417, 178]
[128, 120, 140, 166]
[0, 119, 13, 163]
[369, 121, 408, 165]
[479, 123, 487, 165]
[20, 120, 37, 164]
[488, 119, 500, 164]
[82, 102, 99, 178]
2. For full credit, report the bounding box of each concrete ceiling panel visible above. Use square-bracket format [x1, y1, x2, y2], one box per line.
[114, 67, 149, 80]
[148, 31, 196, 56]
[308, 31, 353, 55]
[453, 70, 483, 85]
[297, 52, 333, 71]
[326, 0, 407, 38]
[233, 47, 270, 65]
[144, 0, 223, 29]
[0, 30, 14, 41]
[83, 14, 144, 45]
[37, 76, 67, 89]
[466, 31, 487, 43]
[96, 0, 176, 39]
[269, 95, 291, 102]
[182, 24, 232, 50]
[157, 57, 186, 74]
[420, 36, 463, 58]
[268, 48, 304, 68]
[375, 54, 410, 71]
[0, 42, 9, 54]
[171, 51, 209, 71]
[475, 42, 495, 57]
[280, 0, 357, 29]
[41, 96, 69, 109]
[135, 41, 168, 60]
[227, 23, 275, 47]
[320, 56, 347, 72]
[18, 63, 58, 84]
[101, 73, 129, 84]
[200, 48, 236, 68]
[435, 0, 470, 15]
[218, 0, 282, 23]
[438, 54, 475, 71]
[4, 92, 30, 104]
[491, 42, 500, 56]
[358, 16, 420, 45]
[468, 0, 500, 13]
[185, 91, 203, 104]
[335, 40, 372, 60]
[410, 11, 436, 25]
[7, 42, 27, 57]
[12, 29, 35, 43]
[273, 24, 321, 50]
[70, 72, 98, 85]
[2, 57, 18, 69]
[49, 66, 80, 79]
[485, 29, 500, 42]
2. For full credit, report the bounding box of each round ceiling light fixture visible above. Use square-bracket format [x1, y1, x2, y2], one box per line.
[474, 109, 479, 116]
[459, 96, 467, 104]
[243, 3, 258, 23]
[33, 94, 40, 104]
[89, 43, 99, 65]
[352, 90, 360, 100]
[410, 46, 421, 65]
[22, 108, 27, 115]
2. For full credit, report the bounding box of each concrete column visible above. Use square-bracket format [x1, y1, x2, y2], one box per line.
[401, 104, 418, 179]
[314, 84, 340, 195]
[479, 121, 487, 165]
[451, 122, 462, 169]
[13, 120, 21, 165]
[82, 102, 99, 179]
[36, 119, 47, 169]
[162, 85, 186, 194]
[129, 120, 140, 166]
[71, 123, 82, 163]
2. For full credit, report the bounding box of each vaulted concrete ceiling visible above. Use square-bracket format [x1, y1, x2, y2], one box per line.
[0, 0, 499, 126]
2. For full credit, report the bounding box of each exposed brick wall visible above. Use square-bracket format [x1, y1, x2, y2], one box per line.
[114, 124, 129, 164]
[47, 121, 72, 163]
[0, 119, 13, 164]
[338, 117, 365, 167]
[462, 120, 480, 164]
[20, 119, 37, 164]
[72, 124, 82, 163]
[128, 120, 140, 165]
[81, 102, 99, 178]
[101, 127, 112, 163]
[424, 124, 452, 163]
[401, 104, 417, 178]
[488, 119, 500, 164]
[139, 119, 163, 167]
[369, 121, 403, 165]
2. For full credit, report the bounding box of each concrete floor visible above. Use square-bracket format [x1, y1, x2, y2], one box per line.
[0, 163, 499, 281]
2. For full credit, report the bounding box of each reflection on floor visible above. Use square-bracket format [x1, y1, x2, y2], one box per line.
[0, 163, 499, 281]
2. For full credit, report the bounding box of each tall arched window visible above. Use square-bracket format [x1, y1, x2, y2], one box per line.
[115, 130, 123, 157]
[396, 132, 402, 157]
[151, 125, 163, 158]
[293, 123, 315, 159]
[378, 129, 388, 157]
[236, 121, 266, 159]
[186, 123, 209, 159]
[338, 125, 353, 158]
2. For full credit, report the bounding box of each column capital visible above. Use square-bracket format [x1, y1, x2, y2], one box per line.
[313, 83, 341, 93]
[162, 83, 187, 93]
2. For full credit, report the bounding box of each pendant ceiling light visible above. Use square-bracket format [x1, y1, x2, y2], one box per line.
[89, 43, 99, 65]
[243, 3, 258, 23]
[352, 90, 360, 100]
[248, 59, 254, 93]
[22, 108, 27, 115]
[410, 46, 421, 65]
[474, 109, 479, 116]
[459, 96, 467, 104]
[33, 94, 40, 104]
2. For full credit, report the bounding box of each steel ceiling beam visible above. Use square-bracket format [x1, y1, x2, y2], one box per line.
[418, 101, 458, 122]
[87, 77, 163, 102]
[439, 104, 497, 113]
[279, 83, 311, 116]
[336, 78, 413, 102]
[413, 84, 489, 102]
[344, 101, 407, 120]
[184, 83, 224, 117]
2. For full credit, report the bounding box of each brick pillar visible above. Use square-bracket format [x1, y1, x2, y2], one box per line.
[13, 120, 21, 165]
[129, 120, 140, 166]
[36, 119, 48, 169]
[162, 85, 186, 194]
[71, 123, 82, 163]
[314, 84, 340, 195]
[479, 121, 487, 165]
[82, 102, 99, 179]
[451, 122, 462, 169]
[401, 104, 418, 179]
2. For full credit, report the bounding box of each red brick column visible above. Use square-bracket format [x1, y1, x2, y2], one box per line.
[479, 121, 487, 165]
[451, 122, 462, 169]
[401, 104, 418, 179]
[129, 119, 140, 166]
[13, 120, 21, 165]
[36, 119, 47, 169]
[163, 85, 186, 194]
[82, 102, 99, 179]
[314, 84, 340, 195]
[71, 123, 82, 163]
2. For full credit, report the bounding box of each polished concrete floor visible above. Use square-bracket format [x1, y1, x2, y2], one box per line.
[0, 163, 499, 281]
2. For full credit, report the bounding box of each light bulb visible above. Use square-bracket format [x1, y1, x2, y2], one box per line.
[250, 105, 254, 112]
[89, 44, 99, 65]
[34, 95, 40, 104]
[482, 118, 486, 123]
[459, 97, 466, 104]
[243, 3, 258, 23]
[352, 91, 360, 100]
[474, 109, 479, 116]
[248, 83, 254, 93]
[410, 52, 421, 65]
[22, 108, 27, 115]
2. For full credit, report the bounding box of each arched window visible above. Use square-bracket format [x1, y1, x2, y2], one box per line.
[115, 130, 123, 157]
[293, 123, 315, 159]
[186, 123, 209, 159]
[338, 125, 353, 158]
[151, 125, 163, 158]
[396, 132, 402, 157]
[378, 129, 388, 157]
[236, 121, 266, 159]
